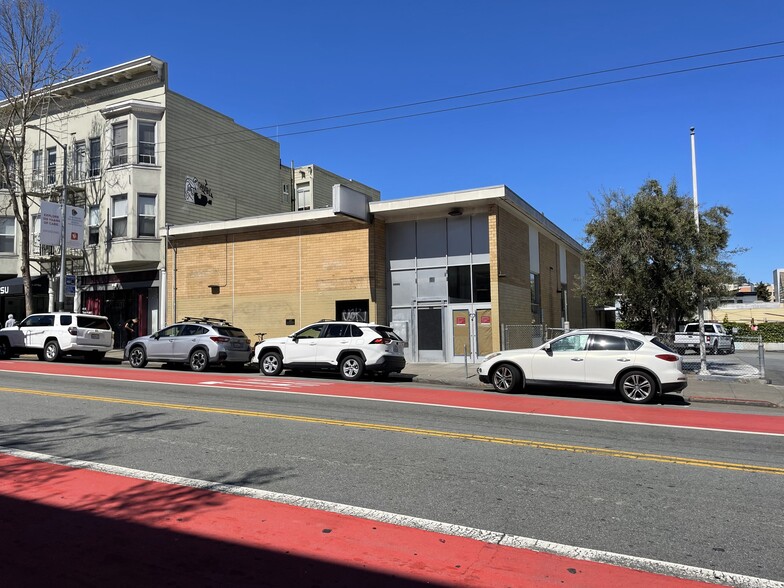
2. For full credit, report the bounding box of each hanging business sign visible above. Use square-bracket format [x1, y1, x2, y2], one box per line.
[38, 200, 61, 246]
[66, 205, 84, 248]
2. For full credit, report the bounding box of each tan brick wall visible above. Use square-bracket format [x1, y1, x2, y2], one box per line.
[495, 208, 532, 338]
[538, 234, 560, 328]
[565, 249, 584, 327]
[167, 221, 382, 337]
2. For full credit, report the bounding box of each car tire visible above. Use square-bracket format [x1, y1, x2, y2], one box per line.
[189, 348, 209, 372]
[260, 351, 283, 376]
[128, 346, 148, 368]
[618, 370, 656, 404]
[729, 341, 735, 354]
[339, 355, 365, 381]
[491, 363, 523, 393]
[0, 338, 9, 360]
[43, 340, 60, 362]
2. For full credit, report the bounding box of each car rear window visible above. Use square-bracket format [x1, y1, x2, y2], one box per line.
[371, 326, 403, 341]
[650, 337, 677, 353]
[77, 316, 111, 330]
[215, 327, 247, 338]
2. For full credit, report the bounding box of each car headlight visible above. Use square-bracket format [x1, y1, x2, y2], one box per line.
[484, 352, 502, 361]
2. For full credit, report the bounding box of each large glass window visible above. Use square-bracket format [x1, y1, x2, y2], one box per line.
[295, 183, 311, 210]
[138, 122, 156, 164]
[46, 147, 57, 184]
[111, 122, 128, 165]
[111, 195, 127, 238]
[87, 205, 100, 245]
[448, 266, 471, 303]
[89, 137, 101, 176]
[1, 154, 15, 189]
[137, 194, 156, 237]
[0, 216, 14, 253]
[472, 264, 490, 302]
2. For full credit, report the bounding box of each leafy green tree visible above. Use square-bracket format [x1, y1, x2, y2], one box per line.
[582, 179, 736, 333]
[755, 281, 772, 302]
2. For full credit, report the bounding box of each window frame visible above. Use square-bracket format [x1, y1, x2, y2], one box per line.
[88, 137, 101, 177]
[46, 146, 57, 185]
[0, 216, 15, 253]
[110, 194, 128, 239]
[87, 205, 100, 246]
[137, 193, 157, 237]
[111, 122, 128, 166]
[137, 121, 156, 165]
[73, 140, 87, 181]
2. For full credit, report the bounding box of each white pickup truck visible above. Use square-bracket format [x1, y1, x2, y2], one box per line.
[673, 322, 735, 355]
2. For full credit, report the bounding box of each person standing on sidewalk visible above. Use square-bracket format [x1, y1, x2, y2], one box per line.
[122, 317, 138, 347]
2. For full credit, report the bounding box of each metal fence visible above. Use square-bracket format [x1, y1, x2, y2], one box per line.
[501, 325, 766, 380]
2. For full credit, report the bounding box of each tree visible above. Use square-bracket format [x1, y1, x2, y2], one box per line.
[582, 179, 736, 333]
[755, 281, 772, 302]
[0, 0, 82, 315]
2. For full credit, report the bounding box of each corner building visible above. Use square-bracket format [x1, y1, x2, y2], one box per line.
[169, 185, 605, 363]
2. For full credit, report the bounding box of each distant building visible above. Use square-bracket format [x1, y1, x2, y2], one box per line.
[774, 269, 784, 303]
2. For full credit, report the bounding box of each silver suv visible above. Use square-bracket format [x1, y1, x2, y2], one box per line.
[0, 312, 114, 362]
[125, 317, 251, 372]
[253, 320, 406, 381]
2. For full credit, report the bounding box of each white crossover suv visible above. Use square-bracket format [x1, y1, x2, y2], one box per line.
[0, 312, 114, 362]
[253, 320, 406, 381]
[477, 329, 687, 404]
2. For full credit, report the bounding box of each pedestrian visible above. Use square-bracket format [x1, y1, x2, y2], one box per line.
[5, 314, 16, 328]
[123, 317, 138, 346]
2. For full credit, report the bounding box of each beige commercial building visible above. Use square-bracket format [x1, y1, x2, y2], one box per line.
[169, 185, 603, 363]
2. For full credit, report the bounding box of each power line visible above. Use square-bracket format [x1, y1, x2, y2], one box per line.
[160, 52, 784, 155]
[163, 40, 784, 150]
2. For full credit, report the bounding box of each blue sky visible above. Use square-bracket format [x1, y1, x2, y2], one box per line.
[50, 1, 783, 284]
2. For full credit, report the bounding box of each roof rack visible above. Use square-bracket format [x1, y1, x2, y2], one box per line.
[180, 316, 234, 326]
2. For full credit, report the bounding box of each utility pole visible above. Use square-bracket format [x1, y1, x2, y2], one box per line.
[690, 127, 709, 376]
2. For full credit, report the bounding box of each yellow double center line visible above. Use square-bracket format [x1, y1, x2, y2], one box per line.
[3, 385, 783, 475]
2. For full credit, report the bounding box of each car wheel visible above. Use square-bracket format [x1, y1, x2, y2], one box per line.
[189, 349, 209, 372]
[340, 355, 365, 381]
[43, 340, 60, 362]
[128, 346, 148, 368]
[618, 370, 656, 404]
[260, 351, 283, 376]
[491, 363, 522, 393]
[0, 338, 9, 360]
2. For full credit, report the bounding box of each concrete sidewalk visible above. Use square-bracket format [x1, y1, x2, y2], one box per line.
[397, 362, 784, 409]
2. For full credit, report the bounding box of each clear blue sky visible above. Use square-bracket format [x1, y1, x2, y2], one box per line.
[50, 0, 783, 284]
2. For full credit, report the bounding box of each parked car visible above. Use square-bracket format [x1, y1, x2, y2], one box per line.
[0, 312, 114, 362]
[253, 320, 406, 381]
[125, 317, 251, 372]
[673, 322, 734, 355]
[476, 329, 687, 404]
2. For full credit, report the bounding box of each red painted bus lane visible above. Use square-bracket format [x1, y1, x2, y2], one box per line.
[2, 362, 783, 435]
[0, 452, 722, 587]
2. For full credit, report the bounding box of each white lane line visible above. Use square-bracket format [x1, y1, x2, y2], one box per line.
[1, 446, 780, 588]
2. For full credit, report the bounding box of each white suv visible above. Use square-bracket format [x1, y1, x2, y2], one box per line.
[0, 312, 114, 362]
[253, 320, 406, 381]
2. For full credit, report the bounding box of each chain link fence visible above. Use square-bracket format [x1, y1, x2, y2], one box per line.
[501, 325, 766, 380]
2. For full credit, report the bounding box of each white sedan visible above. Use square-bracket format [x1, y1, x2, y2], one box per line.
[477, 329, 687, 404]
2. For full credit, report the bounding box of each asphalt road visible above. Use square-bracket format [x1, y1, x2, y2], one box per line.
[1, 365, 782, 582]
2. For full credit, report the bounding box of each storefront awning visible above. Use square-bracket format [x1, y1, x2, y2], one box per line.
[0, 276, 49, 296]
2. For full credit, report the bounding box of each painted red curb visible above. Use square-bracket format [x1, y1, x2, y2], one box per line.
[2, 362, 783, 435]
[0, 453, 716, 587]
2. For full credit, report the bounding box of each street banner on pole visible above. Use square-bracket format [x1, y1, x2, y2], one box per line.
[39, 200, 61, 246]
[66, 206, 84, 248]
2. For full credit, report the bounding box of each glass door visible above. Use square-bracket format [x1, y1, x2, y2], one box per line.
[416, 306, 445, 362]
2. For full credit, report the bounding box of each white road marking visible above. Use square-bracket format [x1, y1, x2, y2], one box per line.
[1, 446, 780, 588]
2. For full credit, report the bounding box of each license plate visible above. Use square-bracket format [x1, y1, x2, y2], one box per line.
[90, 333, 100, 339]
[231, 342, 244, 349]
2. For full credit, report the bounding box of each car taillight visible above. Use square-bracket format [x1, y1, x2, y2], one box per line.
[370, 337, 392, 344]
[655, 354, 679, 362]
[210, 336, 230, 343]
[68, 326, 77, 335]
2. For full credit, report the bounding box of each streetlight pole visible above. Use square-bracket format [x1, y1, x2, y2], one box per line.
[27, 125, 68, 311]
[690, 127, 709, 376]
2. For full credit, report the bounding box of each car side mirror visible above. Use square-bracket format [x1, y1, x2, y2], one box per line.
[152, 333, 159, 340]
[543, 344, 552, 353]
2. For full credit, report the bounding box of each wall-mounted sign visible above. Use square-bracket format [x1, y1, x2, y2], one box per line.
[185, 176, 213, 206]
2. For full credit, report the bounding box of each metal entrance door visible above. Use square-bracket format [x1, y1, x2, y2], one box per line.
[416, 306, 445, 362]
[451, 307, 493, 362]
